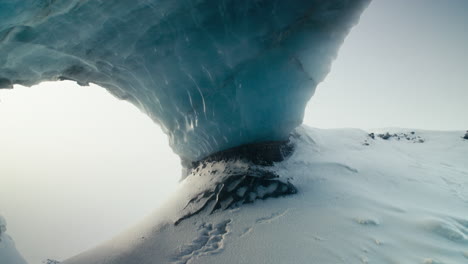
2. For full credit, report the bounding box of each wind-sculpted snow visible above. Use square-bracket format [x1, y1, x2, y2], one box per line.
[63, 127, 468, 264]
[0, 0, 369, 162]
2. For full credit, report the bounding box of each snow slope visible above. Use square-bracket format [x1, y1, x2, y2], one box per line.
[0, 215, 28, 264]
[63, 126, 468, 264]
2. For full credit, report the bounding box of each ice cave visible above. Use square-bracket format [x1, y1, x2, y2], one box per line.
[2, 1, 468, 264]
[0, 0, 370, 162]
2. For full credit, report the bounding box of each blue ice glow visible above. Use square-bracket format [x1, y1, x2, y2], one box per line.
[0, 0, 369, 162]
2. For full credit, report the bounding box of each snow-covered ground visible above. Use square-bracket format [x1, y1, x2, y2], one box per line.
[60, 126, 468, 264]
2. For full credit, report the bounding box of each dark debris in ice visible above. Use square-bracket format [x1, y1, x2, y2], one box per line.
[175, 141, 297, 225]
[175, 168, 297, 225]
[181, 140, 294, 178]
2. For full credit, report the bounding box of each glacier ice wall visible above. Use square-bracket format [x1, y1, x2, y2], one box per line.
[0, 0, 369, 162]
[0, 215, 28, 264]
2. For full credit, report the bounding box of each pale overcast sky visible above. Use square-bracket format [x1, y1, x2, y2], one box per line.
[1, 0, 467, 263]
[306, 0, 468, 130]
[0, 82, 181, 263]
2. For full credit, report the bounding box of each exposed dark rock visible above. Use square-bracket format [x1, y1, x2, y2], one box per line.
[175, 140, 296, 225]
[463, 131, 468, 140]
[368, 133, 375, 139]
[374, 131, 425, 143]
[175, 167, 296, 226]
[378, 132, 392, 140]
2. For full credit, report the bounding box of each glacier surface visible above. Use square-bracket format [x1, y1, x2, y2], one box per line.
[62, 127, 468, 264]
[0, 0, 369, 162]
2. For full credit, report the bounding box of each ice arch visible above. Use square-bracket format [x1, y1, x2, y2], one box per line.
[0, 0, 369, 163]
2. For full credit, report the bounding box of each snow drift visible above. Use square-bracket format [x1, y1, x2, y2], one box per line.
[62, 127, 468, 264]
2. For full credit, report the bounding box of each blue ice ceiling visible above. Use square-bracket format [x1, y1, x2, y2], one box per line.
[0, 0, 370, 162]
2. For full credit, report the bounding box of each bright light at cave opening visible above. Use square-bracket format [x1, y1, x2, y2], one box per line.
[0, 81, 180, 263]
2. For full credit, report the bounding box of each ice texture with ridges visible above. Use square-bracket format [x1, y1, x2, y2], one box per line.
[0, 0, 369, 162]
